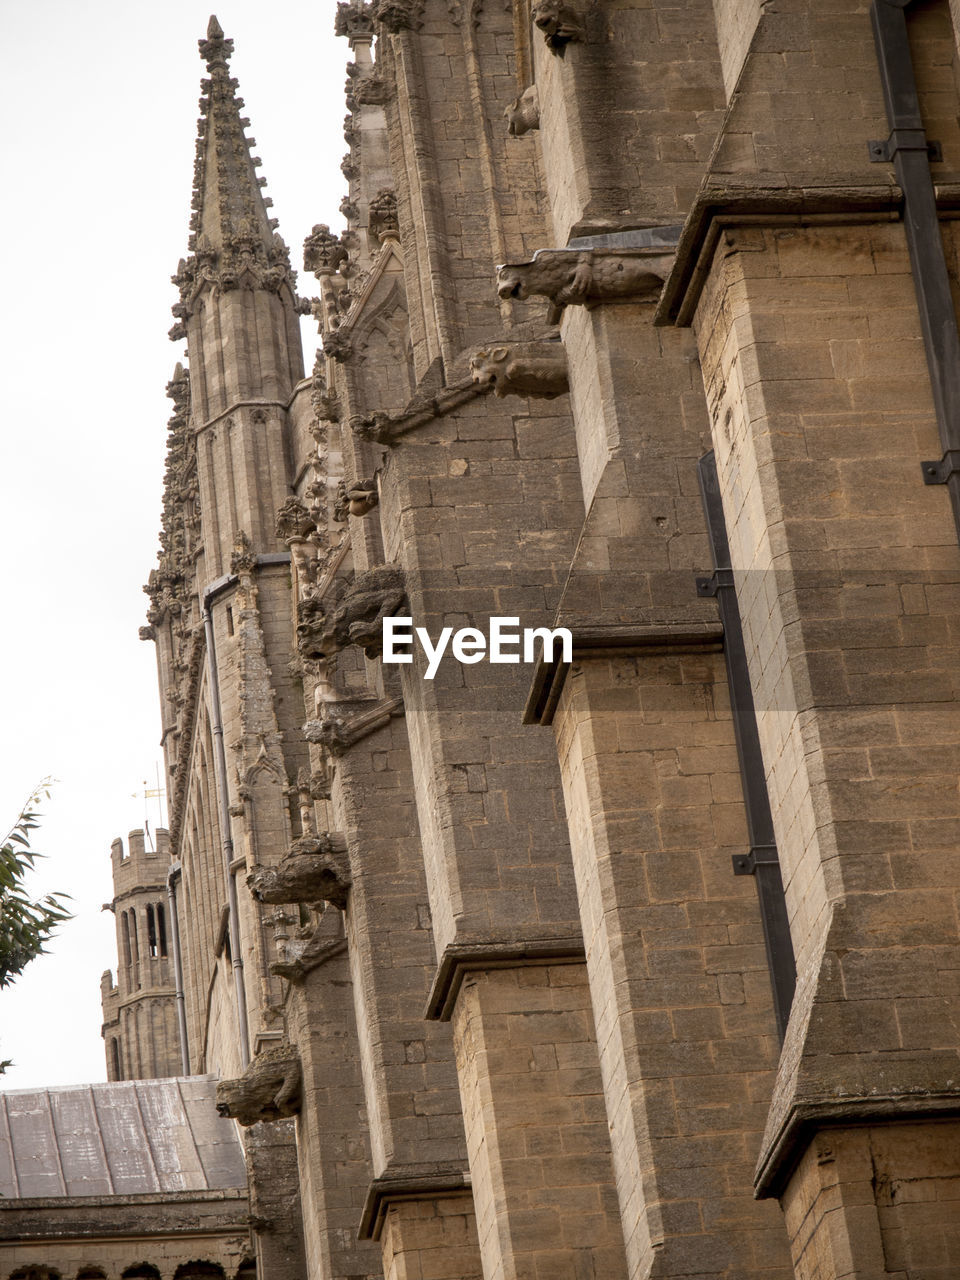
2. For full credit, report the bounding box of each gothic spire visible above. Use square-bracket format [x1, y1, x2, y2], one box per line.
[170, 16, 296, 339]
[190, 15, 277, 253]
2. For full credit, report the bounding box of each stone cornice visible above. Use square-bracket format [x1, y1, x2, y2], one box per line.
[755, 1092, 960, 1200]
[358, 1162, 472, 1240]
[425, 936, 587, 1021]
[522, 622, 724, 727]
[656, 184, 905, 327]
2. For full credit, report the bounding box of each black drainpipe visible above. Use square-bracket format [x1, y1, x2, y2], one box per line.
[697, 452, 797, 1041]
[870, 0, 960, 536]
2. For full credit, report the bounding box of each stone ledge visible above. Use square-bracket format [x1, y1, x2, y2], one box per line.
[357, 1162, 472, 1240]
[657, 184, 906, 327]
[425, 937, 586, 1021]
[522, 623, 724, 727]
[755, 1093, 960, 1199]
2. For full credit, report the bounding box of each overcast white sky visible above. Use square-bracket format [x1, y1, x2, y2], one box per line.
[0, 1, 347, 1088]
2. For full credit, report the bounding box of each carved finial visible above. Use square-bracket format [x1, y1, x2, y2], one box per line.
[199, 14, 234, 70]
[304, 224, 349, 278]
[335, 0, 376, 44]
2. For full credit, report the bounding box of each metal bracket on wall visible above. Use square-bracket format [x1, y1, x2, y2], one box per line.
[867, 131, 942, 162]
[921, 450, 960, 485]
[695, 568, 733, 597]
[733, 844, 779, 876]
[871, 0, 960, 539]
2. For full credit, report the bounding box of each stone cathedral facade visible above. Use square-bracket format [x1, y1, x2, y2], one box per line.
[6, 0, 960, 1277]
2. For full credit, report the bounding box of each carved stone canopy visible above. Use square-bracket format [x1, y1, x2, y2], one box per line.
[469, 340, 568, 399]
[496, 247, 676, 324]
[215, 1042, 302, 1126]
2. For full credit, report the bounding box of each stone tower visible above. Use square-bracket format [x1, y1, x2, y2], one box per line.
[100, 827, 182, 1081]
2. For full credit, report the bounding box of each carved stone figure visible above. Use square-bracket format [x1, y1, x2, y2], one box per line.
[271, 929, 348, 984]
[496, 248, 675, 323]
[275, 496, 316, 542]
[368, 189, 400, 243]
[354, 75, 391, 106]
[469, 340, 568, 398]
[303, 224, 348, 277]
[531, 0, 584, 53]
[297, 565, 407, 659]
[247, 833, 351, 909]
[506, 85, 540, 136]
[322, 326, 354, 363]
[334, 479, 379, 520]
[373, 0, 419, 31]
[215, 1042, 302, 1125]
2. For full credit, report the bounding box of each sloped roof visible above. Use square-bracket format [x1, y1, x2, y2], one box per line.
[0, 1077, 246, 1199]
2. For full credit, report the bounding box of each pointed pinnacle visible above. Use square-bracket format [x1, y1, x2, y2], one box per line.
[199, 14, 233, 70]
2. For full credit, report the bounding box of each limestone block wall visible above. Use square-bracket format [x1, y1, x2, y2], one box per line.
[688, 212, 960, 1269]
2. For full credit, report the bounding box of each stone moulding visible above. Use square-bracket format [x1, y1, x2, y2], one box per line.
[350, 375, 494, 444]
[357, 1163, 473, 1240]
[247, 832, 352, 909]
[425, 937, 588, 1021]
[303, 695, 405, 756]
[270, 932, 348, 984]
[655, 185, 905, 327]
[468, 339, 568, 398]
[215, 1041, 303, 1125]
[521, 622, 725, 727]
[497, 246, 677, 325]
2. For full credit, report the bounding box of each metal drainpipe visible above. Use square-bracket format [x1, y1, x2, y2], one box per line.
[198, 551, 290, 1072]
[202, 573, 251, 1070]
[870, 0, 960, 536]
[166, 861, 191, 1076]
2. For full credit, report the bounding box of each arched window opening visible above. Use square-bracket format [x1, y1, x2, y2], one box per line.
[146, 904, 157, 958]
[122, 1265, 161, 1280]
[128, 911, 139, 964]
[156, 902, 168, 957]
[111, 1037, 122, 1081]
[235, 1260, 256, 1280]
[11, 1268, 63, 1280]
[77, 1268, 108, 1280]
[173, 1264, 226, 1280]
[121, 913, 131, 968]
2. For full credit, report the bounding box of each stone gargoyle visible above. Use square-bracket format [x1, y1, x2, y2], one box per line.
[247, 832, 351, 910]
[297, 565, 407, 660]
[496, 248, 675, 324]
[469, 340, 568, 399]
[506, 85, 540, 136]
[531, 0, 583, 53]
[215, 1042, 302, 1126]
